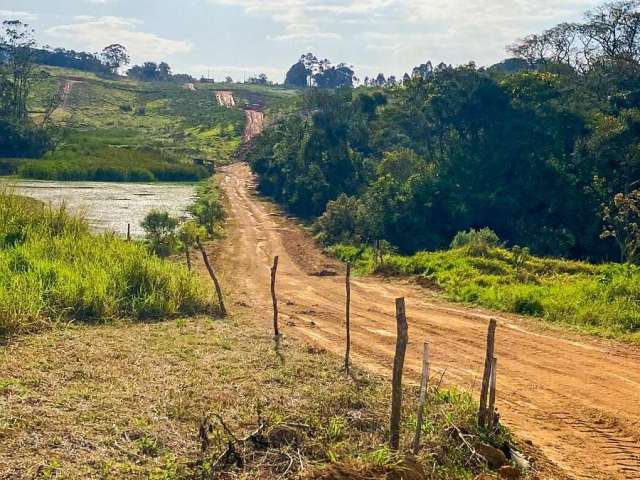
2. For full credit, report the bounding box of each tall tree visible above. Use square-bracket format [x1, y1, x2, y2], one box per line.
[101, 44, 129, 74]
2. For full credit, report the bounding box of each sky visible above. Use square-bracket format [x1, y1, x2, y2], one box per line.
[0, 0, 602, 82]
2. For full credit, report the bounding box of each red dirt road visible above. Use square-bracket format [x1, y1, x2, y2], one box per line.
[213, 162, 640, 480]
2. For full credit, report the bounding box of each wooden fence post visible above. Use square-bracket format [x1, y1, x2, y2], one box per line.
[487, 357, 498, 430]
[390, 297, 409, 451]
[185, 246, 192, 271]
[127, 223, 131, 241]
[478, 319, 497, 427]
[412, 342, 430, 454]
[344, 262, 351, 372]
[197, 238, 226, 317]
[271, 256, 280, 339]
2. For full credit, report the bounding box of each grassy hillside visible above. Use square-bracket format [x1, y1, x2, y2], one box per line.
[330, 244, 640, 343]
[11, 68, 287, 181]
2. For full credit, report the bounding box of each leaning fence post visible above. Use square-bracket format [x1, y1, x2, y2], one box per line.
[344, 262, 351, 372]
[390, 297, 409, 451]
[197, 238, 226, 317]
[185, 245, 192, 271]
[127, 223, 131, 241]
[487, 357, 498, 430]
[412, 342, 430, 454]
[478, 319, 497, 427]
[271, 256, 280, 339]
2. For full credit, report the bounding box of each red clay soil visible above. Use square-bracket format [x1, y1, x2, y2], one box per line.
[207, 162, 640, 480]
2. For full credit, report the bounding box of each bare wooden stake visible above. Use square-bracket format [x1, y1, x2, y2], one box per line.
[478, 318, 497, 428]
[389, 297, 409, 451]
[487, 356, 498, 430]
[412, 342, 430, 454]
[271, 256, 280, 339]
[185, 246, 192, 271]
[344, 262, 351, 372]
[127, 223, 131, 241]
[197, 238, 226, 317]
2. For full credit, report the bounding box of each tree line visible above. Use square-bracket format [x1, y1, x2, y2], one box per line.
[248, 0, 640, 262]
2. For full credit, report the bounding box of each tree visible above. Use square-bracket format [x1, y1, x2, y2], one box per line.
[601, 190, 640, 263]
[0, 20, 36, 123]
[101, 44, 129, 74]
[224, 76, 233, 83]
[0, 20, 55, 158]
[158, 62, 171, 81]
[285, 60, 308, 88]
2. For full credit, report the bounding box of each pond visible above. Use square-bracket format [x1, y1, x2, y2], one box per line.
[0, 180, 197, 238]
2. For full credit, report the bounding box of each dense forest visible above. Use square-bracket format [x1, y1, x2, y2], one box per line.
[248, 0, 640, 262]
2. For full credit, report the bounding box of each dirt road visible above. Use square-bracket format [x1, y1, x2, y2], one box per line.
[243, 109, 264, 142]
[215, 90, 236, 107]
[213, 162, 640, 479]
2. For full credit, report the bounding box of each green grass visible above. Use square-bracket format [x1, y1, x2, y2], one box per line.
[18, 69, 253, 181]
[0, 192, 211, 337]
[329, 244, 640, 342]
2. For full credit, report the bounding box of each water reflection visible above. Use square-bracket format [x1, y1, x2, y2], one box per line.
[1, 180, 197, 238]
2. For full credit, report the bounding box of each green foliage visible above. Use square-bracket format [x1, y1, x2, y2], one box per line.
[189, 182, 226, 237]
[329, 243, 640, 340]
[0, 193, 209, 336]
[141, 210, 179, 257]
[450, 228, 502, 254]
[249, 52, 640, 261]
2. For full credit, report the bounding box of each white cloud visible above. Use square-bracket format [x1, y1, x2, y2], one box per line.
[45, 16, 191, 61]
[0, 9, 38, 22]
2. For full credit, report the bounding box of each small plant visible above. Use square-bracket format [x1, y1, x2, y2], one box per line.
[141, 210, 179, 257]
[177, 220, 206, 270]
[136, 435, 160, 457]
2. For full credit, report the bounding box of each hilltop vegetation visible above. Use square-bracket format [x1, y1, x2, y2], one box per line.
[248, 1, 640, 264]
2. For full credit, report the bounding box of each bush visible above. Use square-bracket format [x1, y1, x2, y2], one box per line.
[451, 228, 501, 255]
[314, 194, 365, 245]
[141, 210, 179, 257]
[0, 120, 54, 159]
[190, 182, 225, 236]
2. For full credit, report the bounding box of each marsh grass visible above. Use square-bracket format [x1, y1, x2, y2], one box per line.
[0, 192, 211, 336]
[329, 244, 640, 342]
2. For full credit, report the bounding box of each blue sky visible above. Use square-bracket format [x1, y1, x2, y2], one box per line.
[0, 0, 601, 82]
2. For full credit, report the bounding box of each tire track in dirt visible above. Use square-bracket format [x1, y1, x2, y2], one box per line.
[208, 163, 640, 480]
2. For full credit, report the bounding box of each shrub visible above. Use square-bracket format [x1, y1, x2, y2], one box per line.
[141, 210, 179, 257]
[190, 182, 225, 236]
[450, 228, 501, 255]
[314, 194, 365, 245]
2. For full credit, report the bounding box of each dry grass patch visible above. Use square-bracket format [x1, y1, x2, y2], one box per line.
[1, 314, 520, 479]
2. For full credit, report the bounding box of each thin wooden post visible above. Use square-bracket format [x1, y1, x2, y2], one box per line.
[127, 223, 131, 241]
[185, 246, 192, 271]
[389, 297, 409, 451]
[344, 262, 351, 372]
[412, 342, 430, 454]
[271, 256, 279, 339]
[487, 357, 498, 430]
[197, 238, 226, 317]
[478, 318, 497, 427]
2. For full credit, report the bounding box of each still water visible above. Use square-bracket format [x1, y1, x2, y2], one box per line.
[1, 180, 197, 238]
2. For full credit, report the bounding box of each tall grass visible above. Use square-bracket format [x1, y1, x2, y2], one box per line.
[0, 192, 211, 336]
[329, 244, 640, 341]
